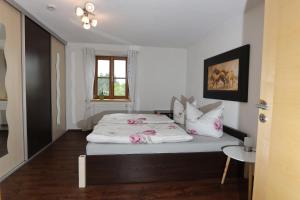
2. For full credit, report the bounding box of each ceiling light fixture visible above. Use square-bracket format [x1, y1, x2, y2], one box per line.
[75, 7, 84, 17]
[85, 2, 95, 13]
[83, 23, 91, 30]
[91, 19, 98, 27]
[75, 2, 98, 30]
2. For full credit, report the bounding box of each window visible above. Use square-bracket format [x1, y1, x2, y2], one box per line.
[94, 56, 128, 100]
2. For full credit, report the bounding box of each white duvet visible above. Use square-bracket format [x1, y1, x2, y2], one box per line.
[87, 114, 193, 144]
[99, 113, 174, 124]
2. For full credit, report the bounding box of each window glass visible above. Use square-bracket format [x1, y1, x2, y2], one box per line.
[114, 79, 126, 96]
[114, 60, 126, 78]
[98, 78, 110, 96]
[98, 60, 110, 77]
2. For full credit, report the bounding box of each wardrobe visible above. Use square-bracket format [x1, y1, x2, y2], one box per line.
[0, 0, 66, 179]
[25, 17, 52, 158]
[25, 17, 67, 158]
[0, 0, 24, 179]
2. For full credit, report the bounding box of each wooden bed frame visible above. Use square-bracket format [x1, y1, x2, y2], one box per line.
[78, 111, 247, 188]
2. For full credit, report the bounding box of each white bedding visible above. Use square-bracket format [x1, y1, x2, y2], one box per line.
[99, 113, 174, 124]
[86, 113, 192, 144]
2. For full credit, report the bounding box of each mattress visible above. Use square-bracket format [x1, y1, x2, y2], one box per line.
[86, 132, 241, 155]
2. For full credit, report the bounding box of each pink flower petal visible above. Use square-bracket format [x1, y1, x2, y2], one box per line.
[214, 118, 223, 131]
[168, 125, 177, 129]
[128, 119, 137, 124]
[188, 129, 198, 135]
[129, 134, 142, 144]
[143, 129, 156, 135]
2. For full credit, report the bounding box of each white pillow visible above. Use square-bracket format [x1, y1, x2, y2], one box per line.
[173, 98, 185, 125]
[180, 95, 195, 108]
[186, 102, 203, 122]
[186, 102, 224, 138]
[173, 97, 197, 125]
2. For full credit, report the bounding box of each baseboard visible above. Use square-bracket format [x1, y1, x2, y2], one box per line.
[52, 130, 67, 143]
[0, 161, 26, 183]
[67, 129, 83, 132]
[66, 129, 92, 134]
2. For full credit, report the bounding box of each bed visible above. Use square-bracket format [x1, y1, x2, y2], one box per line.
[86, 133, 240, 155]
[79, 111, 246, 187]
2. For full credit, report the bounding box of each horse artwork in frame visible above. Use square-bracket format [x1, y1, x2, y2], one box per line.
[203, 44, 250, 102]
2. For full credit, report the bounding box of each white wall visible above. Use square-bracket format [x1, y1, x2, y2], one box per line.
[66, 43, 187, 129]
[186, 2, 265, 141]
[136, 47, 187, 110]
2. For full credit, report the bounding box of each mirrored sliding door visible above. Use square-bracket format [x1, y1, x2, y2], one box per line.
[0, 23, 8, 158]
[0, 0, 24, 179]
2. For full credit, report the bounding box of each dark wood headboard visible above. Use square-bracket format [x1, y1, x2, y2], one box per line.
[223, 125, 247, 141]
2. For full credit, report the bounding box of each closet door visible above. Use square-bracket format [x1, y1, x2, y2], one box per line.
[51, 37, 66, 141]
[0, 0, 24, 179]
[25, 17, 52, 158]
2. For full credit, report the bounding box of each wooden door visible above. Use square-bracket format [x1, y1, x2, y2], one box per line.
[25, 17, 52, 158]
[253, 0, 300, 199]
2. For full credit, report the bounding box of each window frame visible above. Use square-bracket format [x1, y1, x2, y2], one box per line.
[93, 56, 129, 100]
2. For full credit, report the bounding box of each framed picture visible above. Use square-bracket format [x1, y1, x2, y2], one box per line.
[203, 44, 250, 102]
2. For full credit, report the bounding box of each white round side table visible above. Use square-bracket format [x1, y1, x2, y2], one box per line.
[221, 145, 256, 200]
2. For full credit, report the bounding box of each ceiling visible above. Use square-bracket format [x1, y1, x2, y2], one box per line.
[10, 0, 263, 48]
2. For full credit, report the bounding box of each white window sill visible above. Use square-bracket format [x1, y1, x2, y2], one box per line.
[91, 99, 131, 103]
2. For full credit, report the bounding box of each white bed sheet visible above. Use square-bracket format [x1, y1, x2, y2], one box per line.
[86, 133, 241, 155]
[87, 122, 193, 144]
[87, 113, 192, 144]
[99, 113, 174, 124]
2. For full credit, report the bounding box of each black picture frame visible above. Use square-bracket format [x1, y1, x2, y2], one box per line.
[203, 44, 250, 102]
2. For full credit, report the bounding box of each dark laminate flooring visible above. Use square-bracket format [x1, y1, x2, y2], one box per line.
[0, 132, 247, 200]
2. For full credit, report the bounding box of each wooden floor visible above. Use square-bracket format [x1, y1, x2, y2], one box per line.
[0, 132, 247, 200]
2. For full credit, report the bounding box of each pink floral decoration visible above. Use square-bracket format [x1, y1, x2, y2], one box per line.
[168, 125, 177, 129]
[143, 130, 156, 136]
[188, 129, 198, 135]
[128, 118, 147, 125]
[128, 119, 137, 124]
[214, 118, 223, 131]
[129, 134, 143, 144]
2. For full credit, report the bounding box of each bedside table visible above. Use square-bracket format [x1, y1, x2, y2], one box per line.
[221, 145, 256, 200]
